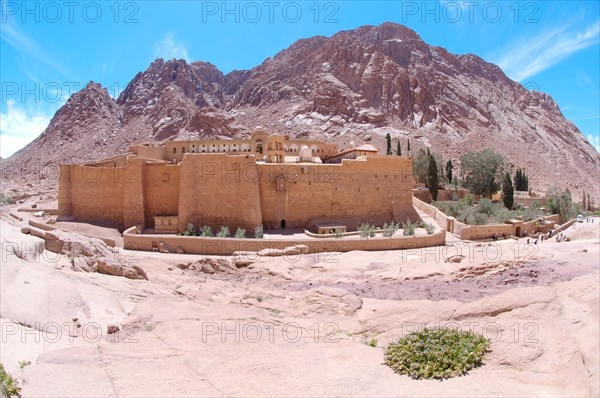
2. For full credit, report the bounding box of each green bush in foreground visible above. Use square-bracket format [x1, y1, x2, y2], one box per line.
[0, 362, 21, 397]
[384, 328, 490, 380]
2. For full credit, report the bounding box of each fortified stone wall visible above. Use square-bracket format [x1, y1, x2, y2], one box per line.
[143, 163, 181, 227]
[129, 145, 168, 161]
[59, 164, 125, 227]
[177, 154, 263, 232]
[59, 152, 420, 234]
[258, 155, 419, 230]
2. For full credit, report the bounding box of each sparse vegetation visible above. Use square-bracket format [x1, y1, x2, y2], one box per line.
[433, 197, 544, 225]
[402, 220, 416, 236]
[359, 223, 371, 238]
[183, 223, 195, 236]
[254, 225, 264, 239]
[382, 222, 399, 237]
[424, 223, 435, 234]
[235, 227, 246, 238]
[384, 327, 490, 380]
[200, 225, 213, 237]
[333, 229, 343, 238]
[0, 362, 21, 397]
[17, 361, 30, 370]
[367, 338, 378, 347]
[216, 226, 230, 238]
[0, 194, 13, 205]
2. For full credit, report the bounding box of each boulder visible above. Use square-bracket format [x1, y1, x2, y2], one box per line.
[258, 248, 284, 257]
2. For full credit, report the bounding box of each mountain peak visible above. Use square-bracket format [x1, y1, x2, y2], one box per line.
[8, 23, 599, 202]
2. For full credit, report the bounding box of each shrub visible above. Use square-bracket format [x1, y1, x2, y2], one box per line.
[384, 327, 490, 380]
[235, 227, 246, 238]
[216, 226, 230, 238]
[333, 229, 343, 238]
[17, 361, 30, 370]
[0, 194, 12, 205]
[183, 223, 195, 236]
[358, 223, 371, 238]
[0, 362, 21, 397]
[382, 222, 399, 237]
[402, 221, 416, 236]
[368, 225, 376, 238]
[200, 225, 213, 237]
[254, 225, 264, 239]
[367, 338, 378, 347]
[424, 223, 435, 234]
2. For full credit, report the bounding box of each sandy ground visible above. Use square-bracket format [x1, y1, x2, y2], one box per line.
[1, 205, 598, 397]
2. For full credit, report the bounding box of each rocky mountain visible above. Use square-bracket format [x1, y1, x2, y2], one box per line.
[6, 22, 599, 202]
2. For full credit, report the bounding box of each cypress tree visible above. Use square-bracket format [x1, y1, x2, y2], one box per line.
[427, 156, 439, 201]
[502, 172, 514, 209]
[385, 133, 392, 155]
[446, 159, 453, 184]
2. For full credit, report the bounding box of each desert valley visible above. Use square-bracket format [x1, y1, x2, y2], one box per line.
[1, 19, 599, 398]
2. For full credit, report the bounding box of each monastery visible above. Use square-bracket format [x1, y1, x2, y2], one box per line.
[58, 127, 420, 233]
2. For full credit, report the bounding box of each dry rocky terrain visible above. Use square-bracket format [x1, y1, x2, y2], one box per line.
[1, 200, 598, 397]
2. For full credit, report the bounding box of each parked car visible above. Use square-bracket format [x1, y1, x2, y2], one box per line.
[577, 214, 584, 223]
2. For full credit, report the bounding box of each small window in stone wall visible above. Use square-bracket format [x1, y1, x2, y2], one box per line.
[173, 148, 176, 154]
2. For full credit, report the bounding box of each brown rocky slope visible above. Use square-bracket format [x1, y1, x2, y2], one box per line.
[5, 22, 599, 202]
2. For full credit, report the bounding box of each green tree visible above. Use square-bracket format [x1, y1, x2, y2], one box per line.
[502, 172, 514, 209]
[396, 139, 401, 156]
[460, 149, 506, 198]
[446, 159, 453, 183]
[385, 133, 392, 155]
[546, 186, 581, 221]
[412, 149, 429, 184]
[428, 155, 439, 201]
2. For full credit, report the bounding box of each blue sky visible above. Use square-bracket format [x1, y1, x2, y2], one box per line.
[1, 0, 599, 158]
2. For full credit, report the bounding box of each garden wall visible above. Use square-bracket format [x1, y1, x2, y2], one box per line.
[412, 197, 455, 232]
[123, 226, 446, 256]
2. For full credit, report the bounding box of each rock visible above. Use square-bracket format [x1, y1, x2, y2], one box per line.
[107, 324, 120, 334]
[258, 248, 284, 257]
[446, 255, 465, 263]
[282, 245, 309, 256]
[33, 211, 45, 217]
[232, 256, 254, 268]
[97, 260, 148, 280]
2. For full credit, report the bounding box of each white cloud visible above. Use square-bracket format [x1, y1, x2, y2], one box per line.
[1, 1, 72, 78]
[493, 20, 600, 82]
[586, 133, 600, 153]
[154, 33, 190, 61]
[0, 100, 52, 158]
